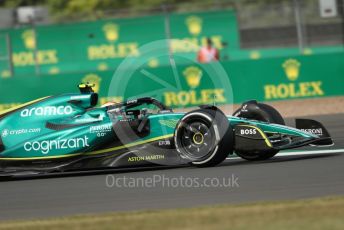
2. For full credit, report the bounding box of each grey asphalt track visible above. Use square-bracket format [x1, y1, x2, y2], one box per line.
[0, 114, 343, 221]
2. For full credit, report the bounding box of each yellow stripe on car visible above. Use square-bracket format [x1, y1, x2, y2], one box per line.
[240, 125, 272, 147]
[85, 134, 174, 156]
[0, 134, 174, 161]
[0, 96, 50, 117]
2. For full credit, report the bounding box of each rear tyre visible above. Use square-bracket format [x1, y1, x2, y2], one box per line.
[174, 108, 233, 167]
[234, 102, 284, 161]
[236, 149, 278, 161]
[233, 102, 285, 125]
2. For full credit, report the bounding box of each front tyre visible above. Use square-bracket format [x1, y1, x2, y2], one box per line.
[174, 108, 233, 167]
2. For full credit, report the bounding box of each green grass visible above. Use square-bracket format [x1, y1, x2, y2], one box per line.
[0, 196, 343, 230]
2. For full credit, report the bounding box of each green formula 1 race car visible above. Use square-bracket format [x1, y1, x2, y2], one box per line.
[0, 84, 333, 177]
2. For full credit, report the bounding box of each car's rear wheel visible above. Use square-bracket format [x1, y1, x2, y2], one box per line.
[233, 102, 284, 161]
[174, 107, 233, 167]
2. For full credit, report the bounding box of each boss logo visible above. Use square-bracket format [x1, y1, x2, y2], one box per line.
[240, 128, 257, 135]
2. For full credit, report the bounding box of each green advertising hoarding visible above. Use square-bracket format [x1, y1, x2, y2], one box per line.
[0, 10, 239, 78]
[169, 10, 239, 58]
[0, 52, 343, 112]
[225, 53, 344, 102]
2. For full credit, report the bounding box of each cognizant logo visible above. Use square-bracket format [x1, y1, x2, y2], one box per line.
[20, 106, 73, 117]
[24, 136, 90, 154]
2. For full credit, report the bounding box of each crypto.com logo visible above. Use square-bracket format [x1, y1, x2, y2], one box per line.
[1, 129, 9, 138]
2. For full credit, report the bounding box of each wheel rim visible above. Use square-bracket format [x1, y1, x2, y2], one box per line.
[178, 119, 216, 161]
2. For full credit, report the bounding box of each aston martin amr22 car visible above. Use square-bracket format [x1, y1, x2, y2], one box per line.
[0, 84, 333, 177]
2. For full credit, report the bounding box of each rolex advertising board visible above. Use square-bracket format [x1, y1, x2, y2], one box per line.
[0, 10, 239, 78]
[0, 62, 232, 111]
[224, 52, 344, 102]
[264, 59, 324, 100]
[169, 10, 239, 61]
[0, 52, 343, 112]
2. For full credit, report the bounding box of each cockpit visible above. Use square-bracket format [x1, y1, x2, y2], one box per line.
[106, 97, 172, 121]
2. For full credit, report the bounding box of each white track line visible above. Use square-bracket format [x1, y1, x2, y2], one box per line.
[226, 148, 344, 160]
[276, 149, 344, 156]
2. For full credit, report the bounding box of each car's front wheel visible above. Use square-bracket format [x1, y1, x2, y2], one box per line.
[174, 107, 233, 167]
